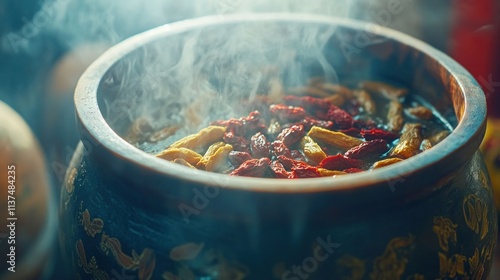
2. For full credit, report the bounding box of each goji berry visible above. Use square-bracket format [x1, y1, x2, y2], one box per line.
[276, 124, 305, 147]
[344, 139, 389, 159]
[284, 95, 331, 112]
[229, 158, 271, 177]
[271, 141, 292, 158]
[292, 165, 320, 178]
[339, 127, 361, 137]
[213, 111, 265, 136]
[270, 104, 306, 121]
[318, 154, 363, 170]
[291, 150, 306, 162]
[354, 118, 377, 130]
[276, 155, 295, 170]
[276, 155, 319, 178]
[326, 105, 354, 129]
[228, 151, 252, 167]
[360, 128, 398, 142]
[250, 132, 271, 158]
[223, 132, 249, 153]
[269, 161, 293, 178]
[300, 117, 334, 130]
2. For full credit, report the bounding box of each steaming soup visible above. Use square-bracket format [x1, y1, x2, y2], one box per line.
[129, 79, 452, 178]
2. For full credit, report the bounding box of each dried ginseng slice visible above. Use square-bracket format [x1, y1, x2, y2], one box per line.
[287, 86, 331, 98]
[156, 148, 202, 165]
[390, 123, 423, 159]
[197, 142, 233, 172]
[308, 126, 363, 150]
[406, 106, 433, 120]
[359, 81, 408, 100]
[148, 125, 180, 143]
[429, 130, 450, 145]
[324, 94, 345, 107]
[420, 139, 433, 151]
[126, 117, 154, 143]
[317, 168, 347, 177]
[300, 136, 327, 165]
[387, 100, 404, 132]
[169, 126, 226, 150]
[173, 158, 195, 168]
[354, 89, 376, 115]
[321, 83, 354, 99]
[372, 157, 404, 169]
[268, 77, 285, 103]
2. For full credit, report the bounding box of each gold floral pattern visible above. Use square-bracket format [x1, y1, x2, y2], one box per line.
[406, 274, 424, 280]
[100, 233, 156, 280]
[432, 217, 457, 252]
[462, 194, 489, 239]
[336, 255, 365, 280]
[370, 235, 414, 280]
[76, 239, 109, 280]
[80, 209, 104, 238]
[169, 242, 205, 261]
[438, 252, 466, 278]
[162, 249, 247, 280]
[469, 248, 480, 272]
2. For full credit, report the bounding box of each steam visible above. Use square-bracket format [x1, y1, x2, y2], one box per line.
[97, 14, 353, 153]
[0, 0, 426, 149]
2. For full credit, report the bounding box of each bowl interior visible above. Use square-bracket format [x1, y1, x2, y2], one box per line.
[95, 18, 459, 154]
[75, 15, 485, 194]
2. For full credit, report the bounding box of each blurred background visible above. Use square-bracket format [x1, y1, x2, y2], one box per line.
[0, 0, 499, 278]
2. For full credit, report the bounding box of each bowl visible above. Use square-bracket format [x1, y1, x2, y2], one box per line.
[60, 14, 495, 279]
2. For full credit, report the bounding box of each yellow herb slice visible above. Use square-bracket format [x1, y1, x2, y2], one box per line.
[197, 144, 233, 172]
[372, 157, 404, 169]
[359, 80, 408, 100]
[308, 126, 363, 150]
[318, 168, 348, 176]
[387, 100, 404, 132]
[173, 158, 195, 168]
[354, 89, 376, 115]
[300, 136, 327, 165]
[156, 148, 202, 165]
[169, 126, 226, 150]
[406, 106, 433, 120]
[390, 123, 423, 159]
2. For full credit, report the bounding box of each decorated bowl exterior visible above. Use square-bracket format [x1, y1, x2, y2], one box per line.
[61, 145, 495, 279]
[60, 15, 496, 279]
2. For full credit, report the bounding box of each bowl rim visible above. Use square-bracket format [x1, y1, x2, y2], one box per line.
[74, 13, 486, 194]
